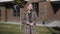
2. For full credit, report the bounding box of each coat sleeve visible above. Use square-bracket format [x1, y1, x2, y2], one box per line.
[32, 11, 38, 24]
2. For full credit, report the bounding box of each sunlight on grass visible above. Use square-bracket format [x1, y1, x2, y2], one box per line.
[0, 23, 60, 34]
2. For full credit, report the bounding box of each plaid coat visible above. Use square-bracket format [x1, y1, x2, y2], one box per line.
[22, 11, 38, 34]
[23, 11, 38, 24]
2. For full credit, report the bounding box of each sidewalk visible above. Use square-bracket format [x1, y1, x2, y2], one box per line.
[0, 20, 60, 27]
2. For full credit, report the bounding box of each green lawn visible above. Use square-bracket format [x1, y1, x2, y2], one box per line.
[0, 23, 60, 34]
[0, 23, 23, 34]
[36, 26, 60, 34]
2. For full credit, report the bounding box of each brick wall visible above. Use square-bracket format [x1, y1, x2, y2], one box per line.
[0, 7, 5, 22]
[0, 7, 21, 22]
[39, 1, 54, 22]
[7, 9, 20, 22]
[55, 9, 60, 20]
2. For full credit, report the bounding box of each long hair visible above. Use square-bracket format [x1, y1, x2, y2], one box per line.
[24, 2, 34, 14]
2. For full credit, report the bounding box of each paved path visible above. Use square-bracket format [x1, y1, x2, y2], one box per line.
[0, 20, 60, 27]
[36, 20, 60, 27]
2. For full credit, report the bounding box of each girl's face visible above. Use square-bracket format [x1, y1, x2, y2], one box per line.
[27, 4, 33, 11]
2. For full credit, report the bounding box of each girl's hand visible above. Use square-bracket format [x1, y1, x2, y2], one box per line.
[26, 21, 30, 25]
[30, 23, 34, 26]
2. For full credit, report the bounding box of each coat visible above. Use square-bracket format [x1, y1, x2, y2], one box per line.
[23, 11, 38, 24]
[22, 11, 38, 34]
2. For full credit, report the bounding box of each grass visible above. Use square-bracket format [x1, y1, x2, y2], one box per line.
[36, 26, 60, 34]
[0, 23, 23, 34]
[0, 23, 60, 34]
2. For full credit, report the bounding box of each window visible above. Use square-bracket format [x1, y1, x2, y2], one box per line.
[32, 3, 39, 16]
[13, 5, 20, 16]
[4, 3, 14, 9]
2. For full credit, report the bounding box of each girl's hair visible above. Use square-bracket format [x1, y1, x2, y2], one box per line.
[24, 2, 34, 14]
[25, 3, 34, 11]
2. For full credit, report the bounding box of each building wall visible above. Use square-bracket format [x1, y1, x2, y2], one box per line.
[39, 1, 55, 22]
[46, 2, 55, 22]
[0, 1, 60, 23]
[0, 7, 5, 22]
[7, 9, 20, 22]
[55, 9, 60, 20]
[0, 7, 21, 22]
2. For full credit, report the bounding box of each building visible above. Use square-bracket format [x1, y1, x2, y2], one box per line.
[0, 0, 60, 23]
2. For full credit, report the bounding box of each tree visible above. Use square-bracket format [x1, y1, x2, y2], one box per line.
[13, 0, 25, 7]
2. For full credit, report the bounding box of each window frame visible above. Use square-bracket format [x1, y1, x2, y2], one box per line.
[13, 5, 20, 17]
